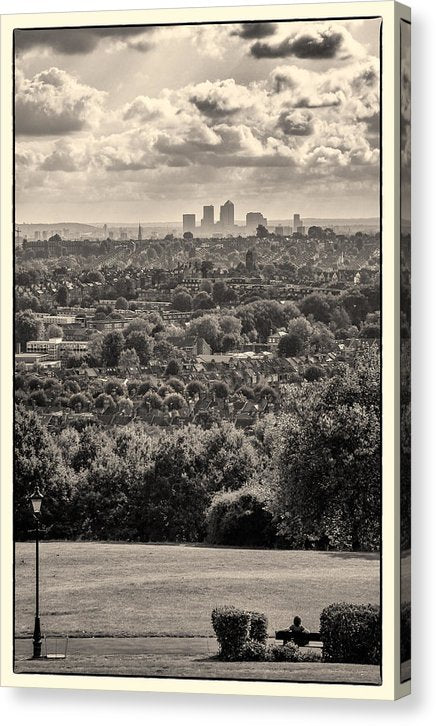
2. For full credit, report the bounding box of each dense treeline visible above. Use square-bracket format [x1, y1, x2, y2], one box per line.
[15, 351, 380, 551]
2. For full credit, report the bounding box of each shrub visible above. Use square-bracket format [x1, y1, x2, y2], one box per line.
[266, 643, 301, 662]
[206, 487, 275, 547]
[248, 611, 268, 644]
[320, 603, 381, 664]
[240, 640, 267, 662]
[400, 602, 411, 662]
[211, 606, 251, 661]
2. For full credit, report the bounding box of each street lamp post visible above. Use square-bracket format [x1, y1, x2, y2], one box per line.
[29, 487, 44, 659]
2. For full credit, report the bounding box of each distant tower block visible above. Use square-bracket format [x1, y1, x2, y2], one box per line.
[138, 222, 143, 241]
[293, 214, 301, 232]
[220, 200, 235, 228]
[246, 212, 267, 234]
[183, 214, 196, 234]
[201, 205, 214, 228]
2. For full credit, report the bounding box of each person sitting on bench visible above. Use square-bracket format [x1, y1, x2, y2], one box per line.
[289, 615, 309, 634]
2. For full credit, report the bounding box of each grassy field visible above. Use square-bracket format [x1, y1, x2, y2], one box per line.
[14, 654, 380, 684]
[15, 542, 380, 638]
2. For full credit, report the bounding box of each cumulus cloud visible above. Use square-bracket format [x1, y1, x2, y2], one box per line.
[15, 67, 106, 136]
[16, 19, 381, 218]
[28, 56, 380, 177]
[250, 24, 365, 61]
[15, 27, 155, 56]
[277, 110, 313, 136]
[188, 79, 254, 119]
[269, 59, 379, 117]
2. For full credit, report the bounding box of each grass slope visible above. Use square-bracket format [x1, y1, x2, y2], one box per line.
[15, 542, 380, 638]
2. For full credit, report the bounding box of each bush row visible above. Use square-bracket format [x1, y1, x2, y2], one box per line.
[212, 603, 381, 665]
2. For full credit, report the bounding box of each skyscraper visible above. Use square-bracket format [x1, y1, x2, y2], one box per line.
[138, 222, 143, 241]
[293, 214, 301, 231]
[183, 214, 196, 234]
[201, 205, 214, 228]
[220, 200, 234, 228]
[246, 212, 268, 234]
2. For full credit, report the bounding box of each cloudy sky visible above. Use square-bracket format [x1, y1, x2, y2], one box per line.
[15, 17, 381, 224]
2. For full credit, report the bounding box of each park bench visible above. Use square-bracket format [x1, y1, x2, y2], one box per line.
[275, 630, 323, 647]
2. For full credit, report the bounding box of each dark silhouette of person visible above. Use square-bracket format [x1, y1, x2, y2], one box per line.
[289, 615, 308, 633]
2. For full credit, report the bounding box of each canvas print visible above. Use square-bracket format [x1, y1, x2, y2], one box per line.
[13, 13, 383, 685]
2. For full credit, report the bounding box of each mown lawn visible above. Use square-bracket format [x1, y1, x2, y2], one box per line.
[15, 542, 380, 638]
[14, 653, 380, 684]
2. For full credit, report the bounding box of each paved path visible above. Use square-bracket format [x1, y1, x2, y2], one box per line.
[15, 636, 218, 660]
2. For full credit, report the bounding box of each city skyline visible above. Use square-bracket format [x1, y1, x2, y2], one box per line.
[15, 18, 380, 223]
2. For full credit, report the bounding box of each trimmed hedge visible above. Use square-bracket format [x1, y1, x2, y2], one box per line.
[320, 602, 381, 665]
[211, 606, 268, 660]
[211, 606, 251, 661]
[248, 611, 268, 645]
[400, 602, 411, 662]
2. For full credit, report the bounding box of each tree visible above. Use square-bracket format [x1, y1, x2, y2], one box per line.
[56, 285, 68, 306]
[173, 290, 193, 312]
[29, 389, 49, 407]
[310, 327, 336, 353]
[14, 406, 75, 539]
[256, 225, 269, 238]
[104, 379, 125, 397]
[164, 393, 186, 411]
[308, 226, 324, 238]
[64, 353, 88, 369]
[300, 293, 332, 324]
[200, 280, 213, 294]
[287, 316, 313, 342]
[278, 333, 305, 357]
[340, 291, 370, 326]
[273, 358, 381, 550]
[206, 486, 274, 547]
[101, 331, 125, 367]
[119, 348, 141, 370]
[183, 231, 194, 240]
[143, 391, 163, 410]
[47, 323, 63, 339]
[94, 393, 115, 411]
[165, 358, 181, 376]
[221, 333, 238, 352]
[15, 311, 43, 346]
[304, 365, 325, 381]
[69, 392, 89, 412]
[193, 291, 215, 310]
[211, 381, 230, 399]
[188, 315, 222, 351]
[124, 330, 153, 364]
[115, 296, 129, 310]
[167, 377, 185, 393]
[212, 281, 234, 305]
[186, 380, 205, 398]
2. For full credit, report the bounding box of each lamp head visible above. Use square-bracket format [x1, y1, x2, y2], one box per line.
[30, 487, 44, 515]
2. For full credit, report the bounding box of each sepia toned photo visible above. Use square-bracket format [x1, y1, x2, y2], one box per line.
[11, 10, 384, 687]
